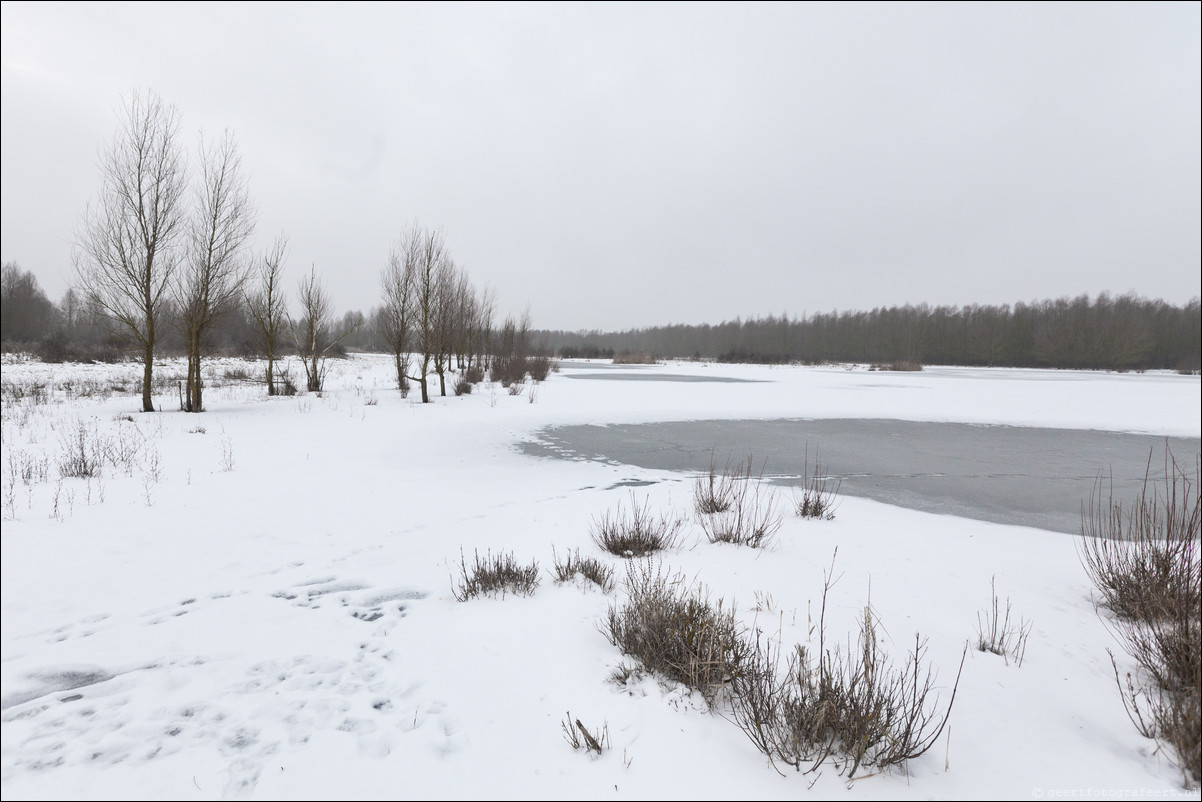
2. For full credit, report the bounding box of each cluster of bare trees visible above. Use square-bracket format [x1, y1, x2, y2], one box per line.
[72, 90, 266, 411]
[46, 90, 545, 411]
[1, 87, 555, 412]
[377, 223, 498, 403]
[69, 90, 376, 409]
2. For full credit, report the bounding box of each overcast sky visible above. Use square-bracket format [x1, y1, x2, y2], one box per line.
[2, 2, 1199, 331]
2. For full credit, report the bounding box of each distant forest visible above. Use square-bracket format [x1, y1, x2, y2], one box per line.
[2, 262, 1198, 373]
[538, 294, 1201, 372]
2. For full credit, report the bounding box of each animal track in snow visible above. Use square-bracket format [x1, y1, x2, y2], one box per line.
[2, 577, 440, 794]
[271, 578, 427, 628]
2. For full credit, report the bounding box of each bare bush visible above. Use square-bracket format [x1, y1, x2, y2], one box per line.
[975, 575, 1032, 666]
[794, 446, 840, 520]
[1110, 634, 1200, 788]
[693, 451, 739, 515]
[452, 549, 540, 601]
[7, 450, 50, 486]
[1079, 451, 1199, 621]
[729, 554, 965, 778]
[57, 419, 104, 479]
[104, 425, 143, 476]
[1080, 447, 1200, 785]
[695, 455, 781, 548]
[490, 356, 526, 387]
[551, 547, 615, 592]
[453, 374, 473, 396]
[528, 355, 554, 382]
[603, 559, 749, 706]
[591, 494, 686, 557]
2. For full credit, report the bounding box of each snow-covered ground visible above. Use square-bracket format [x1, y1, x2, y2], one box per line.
[1, 354, 1199, 800]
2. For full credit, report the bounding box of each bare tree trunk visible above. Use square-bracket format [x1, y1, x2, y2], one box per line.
[394, 352, 408, 395]
[184, 329, 203, 411]
[142, 336, 154, 412]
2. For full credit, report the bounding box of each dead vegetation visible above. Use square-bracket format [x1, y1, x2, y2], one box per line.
[1078, 447, 1200, 786]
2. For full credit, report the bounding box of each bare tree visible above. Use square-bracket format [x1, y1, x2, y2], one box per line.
[380, 227, 418, 396]
[246, 234, 290, 394]
[432, 257, 459, 397]
[59, 288, 83, 336]
[175, 131, 256, 412]
[451, 267, 476, 371]
[472, 284, 496, 371]
[290, 266, 358, 392]
[74, 89, 188, 412]
[407, 226, 450, 403]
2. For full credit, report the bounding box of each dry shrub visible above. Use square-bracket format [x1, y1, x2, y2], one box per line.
[695, 455, 781, 548]
[551, 547, 616, 592]
[453, 374, 473, 395]
[603, 559, 750, 706]
[591, 494, 686, 557]
[729, 553, 965, 778]
[527, 355, 554, 382]
[489, 355, 526, 387]
[975, 575, 1032, 666]
[1079, 447, 1200, 786]
[57, 418, 104, 479]
[693, 451, 739, 515]
[794, 446, 840, 520]
[452, 549, 540, 601]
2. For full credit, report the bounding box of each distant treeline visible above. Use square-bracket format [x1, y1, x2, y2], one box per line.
[0, 261, 381, 362]
[3, 264, 1198, 373]
[537, 294, 1201, 372]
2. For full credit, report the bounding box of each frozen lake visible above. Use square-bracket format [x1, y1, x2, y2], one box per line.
[521, 418, 1202, 534]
